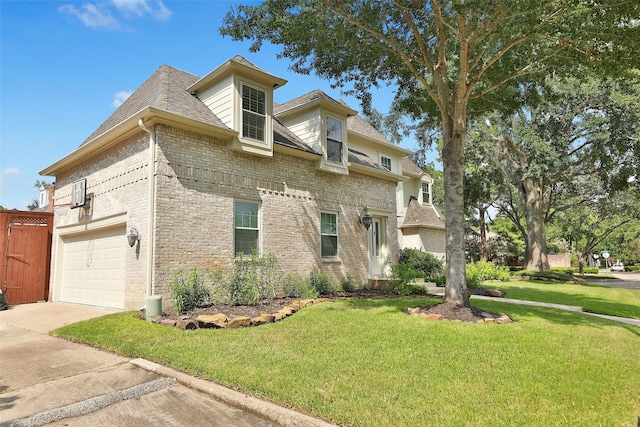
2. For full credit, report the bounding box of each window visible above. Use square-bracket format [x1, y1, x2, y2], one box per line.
[71, 179, 86, 208]
[321, 212, 338, 257]
[234, 201, 259, 255]
[326, 117, 343, 163]
[422, 182, 429, 204]
[381, 156, 392, 171]
[242, 84, 266, 142]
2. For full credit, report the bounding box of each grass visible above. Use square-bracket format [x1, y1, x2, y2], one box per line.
[53, 290, 640, 427]
[489, 279, 640, 319]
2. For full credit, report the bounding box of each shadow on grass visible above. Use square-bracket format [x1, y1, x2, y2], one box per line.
[494, 282, 640, 319]
[318, 295, 640, 337]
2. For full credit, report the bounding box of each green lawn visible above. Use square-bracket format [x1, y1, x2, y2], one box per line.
[490, 279, 640, 319]
[53, 288, 640, 427]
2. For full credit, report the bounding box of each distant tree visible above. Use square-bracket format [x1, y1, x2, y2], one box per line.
[222, 0, 640, 306]
[551, 182, 640, 274]
[468, 74, 640, 270]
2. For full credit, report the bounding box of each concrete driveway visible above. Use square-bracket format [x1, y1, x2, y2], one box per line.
[588, 271, 640, 291]
[0, 303, 334, 427]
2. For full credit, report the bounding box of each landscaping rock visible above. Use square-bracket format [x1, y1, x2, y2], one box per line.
[251, 313, 276, 326]
[160, 319, 177, 328]
[273, 311, 287, 321]
[197, 313, 228, 329]
[484, 289, 505, 298]
[228, 316, 251, 329]
[421, 313, 444, 321]
[277, 306, 294, 317]
[176, 316, 197, 330]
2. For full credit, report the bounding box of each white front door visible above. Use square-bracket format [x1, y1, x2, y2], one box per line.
[368, 218, 383, 277]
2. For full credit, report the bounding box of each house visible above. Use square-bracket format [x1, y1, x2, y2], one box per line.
[40, 55, 423, 311]
[397, 158, 446, 260]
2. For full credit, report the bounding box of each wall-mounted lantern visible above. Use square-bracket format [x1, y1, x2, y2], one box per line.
[127, 227, 141, 247]
[358, 207, 373, 231]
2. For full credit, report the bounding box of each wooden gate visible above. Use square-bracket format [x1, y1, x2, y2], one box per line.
[0, 211, 53, 304]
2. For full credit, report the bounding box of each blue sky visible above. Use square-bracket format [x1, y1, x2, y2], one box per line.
[1, 0, 436, 210]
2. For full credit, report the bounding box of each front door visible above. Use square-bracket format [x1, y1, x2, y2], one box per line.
[368, 218, 383, 277]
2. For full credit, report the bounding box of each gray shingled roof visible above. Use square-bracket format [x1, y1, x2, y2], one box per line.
[80, 64, 392, 166]
[401, 157, 424, 176]
[402, 198, 446, 229]
[273, 117, 319, 154]
[274, 89, 345, 115]
[81, 65, 229, 145]
[348, 148, 389, 171]
[346, 113, 390, 143]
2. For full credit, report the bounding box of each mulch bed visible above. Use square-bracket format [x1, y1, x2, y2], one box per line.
[148, 287, 513, 326]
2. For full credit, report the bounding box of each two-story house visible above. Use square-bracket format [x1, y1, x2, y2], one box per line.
[40, 56, 420, 311]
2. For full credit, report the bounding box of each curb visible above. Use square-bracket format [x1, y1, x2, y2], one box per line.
[129, 358, 338, 427]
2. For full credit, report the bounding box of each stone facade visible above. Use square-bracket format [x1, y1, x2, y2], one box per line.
[49, 123, 398, 309]
[152, 124, 398, 298]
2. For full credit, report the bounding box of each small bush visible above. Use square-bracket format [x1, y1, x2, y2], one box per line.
[309, 269, 333, 295]
[282, 273, 318, 299]
[168, 268, 210, 314]
[466, 259, 510, 288]
[398, 248, 444, 281]
[340, 275, 356, 293]
[627, 265, 640, 272]
[227, 251, 281, 305]
[391, 263, 424, 296]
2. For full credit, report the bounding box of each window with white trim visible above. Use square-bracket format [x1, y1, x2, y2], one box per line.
[326, 117, 343, 163]
[320, 212, 338, 257]
[242, 84, 266, 142]
[422, 182, 429, 204]
[381, 156, 392, 171]
[234, 201, 259, 255]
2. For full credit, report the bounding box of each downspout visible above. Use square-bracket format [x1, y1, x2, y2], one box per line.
[139, 119, 155, 297]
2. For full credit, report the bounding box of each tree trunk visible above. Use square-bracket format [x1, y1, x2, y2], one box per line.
[442, 103, 470, 307]
[479, 205, 488, 260]
[520, 179, 550, 271]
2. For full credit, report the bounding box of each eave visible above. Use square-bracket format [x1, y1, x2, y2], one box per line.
[348, 163, 406, 182]
[40, 107, 237, 176]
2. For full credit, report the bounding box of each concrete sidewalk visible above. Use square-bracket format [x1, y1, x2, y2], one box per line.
[0, 302, 335, 427]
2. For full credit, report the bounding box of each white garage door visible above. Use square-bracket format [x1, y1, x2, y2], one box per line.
[60, 225, 126, 309]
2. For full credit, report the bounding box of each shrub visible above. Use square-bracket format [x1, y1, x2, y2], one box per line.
[340, 275, 356, 293]
[282, 273, 318, 299]
[390, 263, 424, 296]
[309, 269, 333, 296]
[397, 248, 444, 281]
[466, 259, 510, 288]
[168, 267, 210, 314]
[226, 251, 281, 305]
[627, 265, 640, 272]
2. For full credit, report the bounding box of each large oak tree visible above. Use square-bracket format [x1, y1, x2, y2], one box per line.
[221, 0, 639, 307]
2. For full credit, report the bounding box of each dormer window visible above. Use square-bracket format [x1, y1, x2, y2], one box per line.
[242, 83, 266, 142]
[381, 156, 392, 171]
[326, 116, 343, 163]
[422, 181, 430, 204]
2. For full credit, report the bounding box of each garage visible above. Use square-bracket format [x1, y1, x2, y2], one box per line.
[59, 225, 126, 309]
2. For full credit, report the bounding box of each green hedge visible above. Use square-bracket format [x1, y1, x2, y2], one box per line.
[626, 265, 640, 272]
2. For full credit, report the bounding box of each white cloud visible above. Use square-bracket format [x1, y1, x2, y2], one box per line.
[2, 167, 20, 177]
[58, 3, 120, 30]
[111, 0, 172, 21]
[59, 0, 171, 30]
[112, 90, 133, 108]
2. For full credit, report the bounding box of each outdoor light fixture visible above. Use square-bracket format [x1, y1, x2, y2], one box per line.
[358, 207, 373, 231]
[127, 227, 141, 247]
